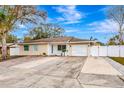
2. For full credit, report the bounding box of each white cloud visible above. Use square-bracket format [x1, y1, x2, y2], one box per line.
[18, 24, 25, 28]
[66, 29, 81, 33]
[88, 19, 119, 33]
[53, 5, 85, 24]
[46, 17, 54, 23]
[98, 6, 110, 12]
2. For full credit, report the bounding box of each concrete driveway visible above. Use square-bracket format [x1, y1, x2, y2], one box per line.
[0, 56, 124, 88]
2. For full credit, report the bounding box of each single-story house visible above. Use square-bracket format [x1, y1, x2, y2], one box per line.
[18, 36, 96, 56]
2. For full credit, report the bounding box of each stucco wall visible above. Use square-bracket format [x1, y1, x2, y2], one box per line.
[19, 44, 48, 55]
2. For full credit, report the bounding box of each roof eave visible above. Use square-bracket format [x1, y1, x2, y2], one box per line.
[18, 40, 96, 45]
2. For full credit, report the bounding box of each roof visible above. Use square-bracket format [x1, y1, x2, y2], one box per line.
[0, 43, 17, 48]
[19, 36, 96, 44]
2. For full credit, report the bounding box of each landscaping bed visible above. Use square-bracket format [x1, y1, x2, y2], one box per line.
[111, 57, 124, 65]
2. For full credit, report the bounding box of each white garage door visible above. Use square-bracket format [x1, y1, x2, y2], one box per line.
[71, 45, 88, 56]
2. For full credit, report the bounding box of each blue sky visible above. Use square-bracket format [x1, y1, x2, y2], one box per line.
[13, 5, 118, 43]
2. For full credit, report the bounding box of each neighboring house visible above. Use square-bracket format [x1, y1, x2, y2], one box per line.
[18, 36, 96, 56]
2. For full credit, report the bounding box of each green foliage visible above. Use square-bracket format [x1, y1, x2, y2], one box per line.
[0, 34, 18, 43]
[29, 27, 48, 40]
[108, 34, 124, 45]
[120, 41, 124, 45]
[28, 23, 65, 40]
[0, 5, 47, 59]
[24, 36, 32, 42]
[6, 34, 18, 43]
[62, 49, 67, 52]
[42, 53, 46, 56]
[111, 57, 124, 65]
[108, 41, 115, 45]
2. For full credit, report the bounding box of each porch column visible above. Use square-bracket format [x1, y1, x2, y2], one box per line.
[66, 44, 70, 56]
[47, 43, 51, 55]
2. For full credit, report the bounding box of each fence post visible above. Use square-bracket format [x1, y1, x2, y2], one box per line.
[98, 46, 99, 57]
[119, 45, 120, 57]
[107, 45, 108, 57]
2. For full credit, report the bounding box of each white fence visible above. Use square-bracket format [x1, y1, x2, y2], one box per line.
[90, 45, 124, 57]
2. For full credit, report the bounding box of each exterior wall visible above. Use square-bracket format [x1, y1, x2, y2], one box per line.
[19, 44, 48, 55]
[19, 43, 90, 56]
[52, 45, 62, 55]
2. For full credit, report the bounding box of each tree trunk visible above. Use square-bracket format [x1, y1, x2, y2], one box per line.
[119, 25, 123, 45]
[1, 34, 7, 60]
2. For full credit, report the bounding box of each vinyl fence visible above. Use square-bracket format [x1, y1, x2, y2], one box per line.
[90, 45, 124, 57]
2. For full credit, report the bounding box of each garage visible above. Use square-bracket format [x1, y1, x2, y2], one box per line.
[71, 45, 88, 56]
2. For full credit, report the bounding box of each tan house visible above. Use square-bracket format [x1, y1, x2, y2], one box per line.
[18, 36, 96, 56]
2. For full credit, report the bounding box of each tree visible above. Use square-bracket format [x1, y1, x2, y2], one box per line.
[43, 23, 64, 38]
[28, 23, 64, 40]
[29, 27, 48, 40]
[24, 36, 32, 42]
[108, 34, 124, 45]
[107, 6, 124, 44]
[108, 38, 116, 45]
[6, 34, 18, 43]
[0, 5, 47, 60]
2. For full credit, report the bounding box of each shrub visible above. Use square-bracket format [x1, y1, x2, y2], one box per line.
[43, 52, 46, 56]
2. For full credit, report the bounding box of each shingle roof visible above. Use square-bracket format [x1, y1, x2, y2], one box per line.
[22, 36, 92, 43]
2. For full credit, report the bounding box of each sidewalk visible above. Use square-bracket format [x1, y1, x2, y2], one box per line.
[81, 57, 122, 75]
[78, 57, 124, 88]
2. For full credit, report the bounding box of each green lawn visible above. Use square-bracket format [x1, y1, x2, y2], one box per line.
[111, 57, 124, 65]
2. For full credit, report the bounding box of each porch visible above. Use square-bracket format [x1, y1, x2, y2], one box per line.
[47, 43, 70, 56]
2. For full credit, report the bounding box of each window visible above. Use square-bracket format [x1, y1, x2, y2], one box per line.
[32, 45, 38, 51]
[58, 45, 66, 51]
[58, 45, 62, 51]
[24, 45, 29, 51]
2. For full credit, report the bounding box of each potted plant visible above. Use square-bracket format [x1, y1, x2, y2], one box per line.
[62, 49, 67, 56]
[42, 52, 46, 56]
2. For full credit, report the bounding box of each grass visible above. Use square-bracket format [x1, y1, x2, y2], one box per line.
[111, 57, 124, 65]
